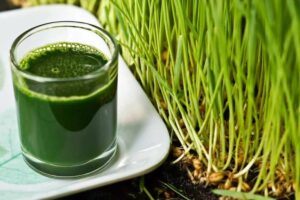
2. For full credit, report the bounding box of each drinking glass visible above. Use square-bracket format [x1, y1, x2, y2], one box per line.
[10, 21, 119, 177]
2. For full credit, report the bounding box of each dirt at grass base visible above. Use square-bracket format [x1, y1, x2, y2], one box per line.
[59, 146, 296, 200]
[60, 152, 219, 200]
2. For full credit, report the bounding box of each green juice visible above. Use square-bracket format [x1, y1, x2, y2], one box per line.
[13, 42, 117, 176]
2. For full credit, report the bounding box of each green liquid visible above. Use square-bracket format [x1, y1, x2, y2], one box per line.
[13, 42, 117, 176]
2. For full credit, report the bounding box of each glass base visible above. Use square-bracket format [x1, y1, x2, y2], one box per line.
[22, 141, 117, 178]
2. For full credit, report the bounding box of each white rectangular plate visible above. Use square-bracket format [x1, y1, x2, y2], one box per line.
[0, 5, 169, 200]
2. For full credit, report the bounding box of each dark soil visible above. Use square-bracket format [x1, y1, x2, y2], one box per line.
[60, 152, 219, 200]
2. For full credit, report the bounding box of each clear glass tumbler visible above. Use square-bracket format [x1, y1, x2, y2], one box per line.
[10, 21, 119, 177]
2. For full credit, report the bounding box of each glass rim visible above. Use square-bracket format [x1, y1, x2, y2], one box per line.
[10, 21, 119, 82]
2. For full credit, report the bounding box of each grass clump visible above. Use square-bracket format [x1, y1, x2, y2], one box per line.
[22, 0, 300, 199]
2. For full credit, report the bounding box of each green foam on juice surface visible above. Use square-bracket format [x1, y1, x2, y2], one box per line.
[13, 42, 117, 176]
[20, 42, 107, 78]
